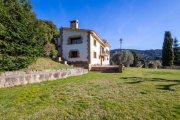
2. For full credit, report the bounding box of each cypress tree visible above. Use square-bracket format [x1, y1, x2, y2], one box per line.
[173, 38, 180, 65]
[131, 51, 138, 67]
[162, 31, 174, 66]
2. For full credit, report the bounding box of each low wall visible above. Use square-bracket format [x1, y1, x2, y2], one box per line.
[161, 66, 180, 70]
[91, 66, 120, 73]
[0, 68, 88, 88]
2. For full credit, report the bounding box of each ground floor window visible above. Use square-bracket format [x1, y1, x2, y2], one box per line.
[69, 50, 79, 58]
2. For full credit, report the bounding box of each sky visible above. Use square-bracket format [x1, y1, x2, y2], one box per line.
[31, 0, 180, 50]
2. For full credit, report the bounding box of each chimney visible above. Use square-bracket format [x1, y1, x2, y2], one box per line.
[70, 20, 79, 29]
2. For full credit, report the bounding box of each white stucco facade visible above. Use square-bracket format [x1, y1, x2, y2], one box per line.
[89, 34, 110, 65]
[59, 24, 110, 68]
[61, 29, 88, 62]
[90, 34, 101, 65]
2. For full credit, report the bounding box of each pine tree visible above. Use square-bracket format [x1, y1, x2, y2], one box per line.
[162, 31, 174, 66]
[173, 38, 180, 65]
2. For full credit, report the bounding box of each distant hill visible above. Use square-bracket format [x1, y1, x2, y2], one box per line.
[110, 49, 162, 60]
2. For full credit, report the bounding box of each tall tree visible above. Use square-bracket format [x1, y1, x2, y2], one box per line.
[131, 51, 138, 67]
[0, 0, 45, 71]
[173, 38, 180, 65]
[162, 31, 174, 66]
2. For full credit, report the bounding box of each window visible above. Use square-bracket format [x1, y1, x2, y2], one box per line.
[93, 52, 97, 58]
[100, 46, 105, 54]
[68, 37, 82, 44]
[94, 39, 96, 46]
[69, 50, 79, 58]
[106, 49, 110, 54]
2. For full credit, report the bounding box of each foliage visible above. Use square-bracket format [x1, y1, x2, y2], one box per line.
[145, 60, 162, 68]
[51, 45, 58, 59]
[37, 20, 59, 58]
[154, 60, 162, 67]
[0, 68, 180, 119]
[111, 49, 162, 61]
[0, 0, 59, 71]
[162, 31, 174, 66]
[111, 50, 134, 66]
[0, 0, 45, 71]
[131, 51, 138, 67]
[173, 38, 180, 65]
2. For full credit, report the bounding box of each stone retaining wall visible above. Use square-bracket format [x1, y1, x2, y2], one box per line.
[91, 66, 120, 73]
[0, 68, 88, 88]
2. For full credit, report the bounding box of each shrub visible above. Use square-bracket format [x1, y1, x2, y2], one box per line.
[0, 55, 35, 71]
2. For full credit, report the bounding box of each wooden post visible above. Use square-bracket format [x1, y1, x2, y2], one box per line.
[119, 64, 123, 73]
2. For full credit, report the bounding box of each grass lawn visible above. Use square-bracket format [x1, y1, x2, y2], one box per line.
[0, 68, 179, 120]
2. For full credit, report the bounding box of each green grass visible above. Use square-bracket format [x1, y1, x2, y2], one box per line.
[23, 57, 72, 71]
[0, 68, 180, 120]
[0, 58, 71, 74]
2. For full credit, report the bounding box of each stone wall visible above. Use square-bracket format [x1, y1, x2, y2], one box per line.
[0, 68, 88, 88]
[91, 66, 119, 73]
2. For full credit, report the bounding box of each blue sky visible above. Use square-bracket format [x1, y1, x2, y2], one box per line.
[31, 0, 180, 50]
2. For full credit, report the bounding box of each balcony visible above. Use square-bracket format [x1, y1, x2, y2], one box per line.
[99, 52, 108, 57]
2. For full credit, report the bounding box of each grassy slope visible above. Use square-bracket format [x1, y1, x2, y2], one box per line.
[0, 68, 179, 120]
[0, 58, 71, 75]
[23, 58, 71, 71]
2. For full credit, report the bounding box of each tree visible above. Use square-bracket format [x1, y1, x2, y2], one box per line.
[162, 31, 174, 66]
[37, 20, 59, 58]
[0, 0, 45, 71]
[131, 51, 138, 67]
[111, 50, 134, 67]
[173, 38, 180, 65]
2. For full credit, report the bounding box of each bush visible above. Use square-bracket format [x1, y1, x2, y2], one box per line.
[44, 43, 58, 59]
[51, 45, 58, 59]
[0, 55, 35, 71]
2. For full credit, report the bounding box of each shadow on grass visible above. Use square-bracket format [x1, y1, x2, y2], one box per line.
[120, 77, 180, 91]
[126, 80, 144, 84]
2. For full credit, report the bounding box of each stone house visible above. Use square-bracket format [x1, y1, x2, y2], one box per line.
[57, 20, 110, 69]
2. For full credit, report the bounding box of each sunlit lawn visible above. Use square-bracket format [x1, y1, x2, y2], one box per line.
[0, 68, 180, 120]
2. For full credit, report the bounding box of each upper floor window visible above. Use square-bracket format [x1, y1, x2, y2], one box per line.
[100, 46, 105, 54]
[68, 37, 82, 45]
[106, 49, 110, 54]
[94, 39, 96, 46]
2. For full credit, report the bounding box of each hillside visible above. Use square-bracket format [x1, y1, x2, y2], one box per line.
[111, 49, 162, 60]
